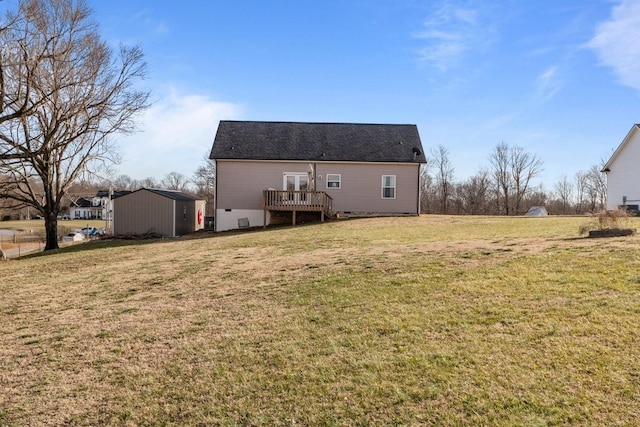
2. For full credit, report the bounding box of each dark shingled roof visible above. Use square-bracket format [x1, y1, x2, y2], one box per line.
[95, 190, 132, 199]
[121, 188, 200, 201]
[210, 121, 426, 163]
[71, 197, 92, 208]
[144, 188, 200, 201]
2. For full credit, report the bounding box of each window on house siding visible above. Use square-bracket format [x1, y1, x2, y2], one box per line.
[326, 174, 341, 189]
[382, 175, 396, 199]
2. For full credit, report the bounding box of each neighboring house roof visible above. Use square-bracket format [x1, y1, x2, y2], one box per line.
[95, 189, 133, 199]
[70, 190, 132, 208]
[602, 124, 640, 172]
[70, 197, 92, 208]
[124, 188, 201, 202]
[210, 120, 427, 163]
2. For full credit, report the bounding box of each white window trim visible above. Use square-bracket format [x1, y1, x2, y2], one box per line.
[326, 174, 341, 189]
[282, 172, 308, 191]
[381, 175, 396, 199]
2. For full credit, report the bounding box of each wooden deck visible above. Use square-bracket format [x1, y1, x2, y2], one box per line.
[263, 190, 333, 227]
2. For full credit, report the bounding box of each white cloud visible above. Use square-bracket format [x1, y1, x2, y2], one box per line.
[589, 0, 640, 91]
[132, 8, 170, 37]
[413, 1, 495, 71]
[115, 89, 242, 180]
[154, 21, 170, 36]
[535, 66, 562, 101]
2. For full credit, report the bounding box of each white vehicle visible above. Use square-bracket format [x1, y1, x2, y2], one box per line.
[62, 232, 85, 242]
[77, 227, 105, 237]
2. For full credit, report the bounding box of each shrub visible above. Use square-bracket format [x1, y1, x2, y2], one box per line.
[579, 209, 629, 235]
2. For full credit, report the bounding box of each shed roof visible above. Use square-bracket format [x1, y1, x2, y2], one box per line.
[210, 120, 426, 163]
[121, 188, 201, 201]
[95, 190, 132, 199]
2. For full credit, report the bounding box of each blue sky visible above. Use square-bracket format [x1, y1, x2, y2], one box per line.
[11, 0, 640, 188]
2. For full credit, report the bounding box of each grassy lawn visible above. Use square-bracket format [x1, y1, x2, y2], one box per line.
[1, 215, 640, 425]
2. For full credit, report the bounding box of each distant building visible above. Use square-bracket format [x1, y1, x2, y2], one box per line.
[70, 190, 131, 220]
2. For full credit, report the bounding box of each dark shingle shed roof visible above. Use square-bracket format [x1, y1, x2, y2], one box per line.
[210, 121, 426, 163]
[122, 188, 200, 201]
[145, 188, 200, 201]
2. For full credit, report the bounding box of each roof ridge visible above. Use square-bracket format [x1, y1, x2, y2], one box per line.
[219, 120, 417, 127]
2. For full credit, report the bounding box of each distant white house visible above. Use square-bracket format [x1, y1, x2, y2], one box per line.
[70, 190, 131, 220]
[602, 124, 640, 213]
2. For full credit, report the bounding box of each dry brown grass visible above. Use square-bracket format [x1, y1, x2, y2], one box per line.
[2, 215, 640, 425]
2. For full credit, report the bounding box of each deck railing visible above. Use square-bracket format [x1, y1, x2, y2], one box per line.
[262, 190, 333, 226]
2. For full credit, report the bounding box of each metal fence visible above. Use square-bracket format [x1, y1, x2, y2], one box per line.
[0, 235, 44, 258]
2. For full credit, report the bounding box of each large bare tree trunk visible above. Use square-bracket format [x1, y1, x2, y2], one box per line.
[45, 210, 58, 250]
[0, 0, 149, 251]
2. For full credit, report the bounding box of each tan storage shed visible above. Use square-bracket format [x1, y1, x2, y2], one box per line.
[113, 188, 206, 237]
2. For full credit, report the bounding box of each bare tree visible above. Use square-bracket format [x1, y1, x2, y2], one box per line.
[552, 174, 573, 214]
[0, 0, 149, 250]
[457, 170, 491, 215]
[574, 170, 588, 214]
[110, 174, 135, 191]
[489, 142, 543, 215]
[430, 145, 455, 214]
[192, 155, 215, 215]
[523, 186, 547, 210]
[138, 176, 159, 189]
[419, 163, 434, 213]
[583, 163, 607, 211]
[510, 146, 544, 214]
[489, 142, 511, 215]
[161, 171, 190, 191]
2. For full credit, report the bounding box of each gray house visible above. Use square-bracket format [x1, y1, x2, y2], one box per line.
[210, 121, 426, 232]
[113, 188, 206, 237]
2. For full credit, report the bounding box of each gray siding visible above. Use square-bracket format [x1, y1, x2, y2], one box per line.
[317, 163, 419, 213]
[114, 190, 174, 237]
[175, 199, 207, 235]
[175, 200, 191, 236]
[217, 161, 312, 210]
[216, 160, 420, 214]
[114, 189, 206, 237]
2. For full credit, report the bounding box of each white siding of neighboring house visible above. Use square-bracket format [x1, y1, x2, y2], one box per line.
[70, 197, 108, 219]
[605, 126, 640, 210]
[215, 159, 421, 232]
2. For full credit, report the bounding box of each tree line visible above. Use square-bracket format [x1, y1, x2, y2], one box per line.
[66, 156, 216, 215]
[1, 154, 216, 221]
[421, 143, 608, 216]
